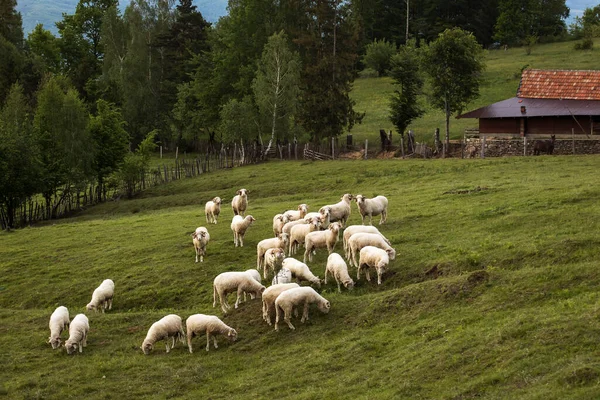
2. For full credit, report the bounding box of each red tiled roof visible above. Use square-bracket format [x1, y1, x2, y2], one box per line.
[517, 69, 600, 100]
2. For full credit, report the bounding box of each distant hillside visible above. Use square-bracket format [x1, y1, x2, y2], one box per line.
[16, 0, 228, 36]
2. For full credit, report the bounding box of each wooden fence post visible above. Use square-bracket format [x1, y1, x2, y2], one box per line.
[481, 136, 486, 159]
[364, 139, 368, 160]
[572, 128, 575, 155]
[523, 136, 527, 156]
[331, 137, 335, 160]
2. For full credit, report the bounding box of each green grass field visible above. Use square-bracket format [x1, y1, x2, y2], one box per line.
[2, 154, 600, 398]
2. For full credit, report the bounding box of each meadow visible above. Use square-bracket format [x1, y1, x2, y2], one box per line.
[2, 155, 600, 399]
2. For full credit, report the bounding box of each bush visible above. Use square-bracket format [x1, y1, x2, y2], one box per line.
[362, 39, 396, 76]
[574, 38, 594, 50]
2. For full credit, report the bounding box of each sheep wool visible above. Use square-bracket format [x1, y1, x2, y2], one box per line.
[325, 253, 354, 292]
[186, 314, 237, 353]
[205, 196, 222, 224]
[355, 195, 388, 225]
[261, 283, 300, 326]
[274, 287, 331, 331]
[212, 271, 266, 314]
[348, 232, 396, 269]
[231, 215, 256, 247]
[65, 314, 89, 355]
[358, 246, 390, 285]
[48, 306, 70, 349]
[86, 279, 115, 313]
[192, 226, 210, 263]
[141, 314, 185, 355]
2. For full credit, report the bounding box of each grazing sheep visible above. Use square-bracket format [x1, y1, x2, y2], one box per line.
[272, 268, 293, 285]
[48, 306, 70, 349]
[343, 225, 391, 260]
[321, 193, 353, 227]
[347, 232, 396, 269]
[272, 213, 290, 237]
[256, 233, 289, 270]
[281, 257, 321, 288]
[141, 314, 185, 355]
[86, 279, 115, 313]
[289, 215, 321, 255]
[262, 247, 285, 279]
[212, 271, 266, 314]
[303, 222, 343, 263]
[192, 226, 210, 263]
[231, 215, 256, 247]
[325, 253, 354, 292]
[355, 195, 388, 225]
[231, 188, 249, 216]
[205, 197, 222, 224]
[243, 269, 262, 302]
[65, 314, 89, 355]
[274, 287, 331, 331]
[284, 204, 308, 221]
[281, 219, 309, 236]
[358, 246, 390, 285]
[261, 283, 300, 325]
[186, 314, 237, 353]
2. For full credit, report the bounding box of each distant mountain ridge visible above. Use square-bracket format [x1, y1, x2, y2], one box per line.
[16, 0, 228, 36]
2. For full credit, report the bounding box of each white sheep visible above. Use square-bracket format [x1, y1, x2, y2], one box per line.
[48, 306, 70, 349]
[358, 246, 390, 285]
[261, 283, 300, 325]
[304, 206, 331, 230]
[86, 279, 115, 313]
[347, 232, 396, 269]
[212, 271, 266, 314]
[355, 195, 388, 225]
[321, 193, 353, 227]
[288, 215, 321, 255]
[283, 204, 308, 221]
[281, 257, 321, 288]
[192, 226, 210, 263]
[274, 287, 331, 331]
[243, 268, 262, 302]
[262, 247, 285, 279]
[141, 314, 185, 355]
[186, 314, 237, 353]
[64, 314, 89, 354]
[231, 188, 249, 216]
[303, 222, 343, 263]
[231, 215, 256, 247]
[272, 268, 293, 285]
[343, 225, 391, 260]
[272, 213, 290, 236]
[256, 233, 289, 270]
[205, 197, 222, 224]
[281, 219, 308, 236]
[325, 253, 354, 292]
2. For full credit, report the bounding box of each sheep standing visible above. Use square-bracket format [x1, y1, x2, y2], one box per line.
[212, 271, 266, 314]
[274, 287, 331, 331]
[231, 188, 249, 216]
[86, 279, 115, 313]
[358, 246, 390, 285]
[141, 314, 185, 355]
[261, 283, 300, 325]
[192, 226, 210, 263]
[48, 306, 70, 349]
[231, 215, 256, 247]
[281, 257, 321, 288]
[288, 216, 321, 255]
[256, 233, 289, 270]
[243, 269, 262, 302]
[303, 222, 343, 263]
[186, 314, 237, 353]
[343, 225, 391, 260]
[205, 197, 222, 224]
[325, 253, 354, 292]
[322, 193, 353, 227]
[272, 268, 292, 285]
[304, 206, 331, 230]
[284, 204, 308, 221]
[262, 247, 285, 279]
[272, 213, 289, 237]
[347, 232, 396, 269]
[281, 219, 309, 236]
[355, 195, 388, 225]
[65, 314, 89, 354]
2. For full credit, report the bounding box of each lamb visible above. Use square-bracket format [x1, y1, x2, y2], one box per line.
[261, 283, 300, 325]
[281, 257, 321, 288]
[272, 268, 292, 285]
[347, 232, 396, 269]
[355, 195, 388, 225]
[231, 215, 256, 247]
[321, 193, 353, 227]
[343, 225, 391, 260]
[204, 197, 222, 224]
[192, 226, 210, 263]
[243, 268, 262, 302]
[212, 271, 266, 314]
[325, 253, 354, 292]
[48, 306, 70, 349]
[186, 314, 237, 353]
[231, 188, 249, 216]
[256, 233, 289, 270]
[274, 287, 331, 331]
[272, 213, 290, 236]
[357, 246, 390, 285]
[303, 222, 343, 263]
[283, 204, 308, 221]
[64, 314, 89, 354]
[141, 314, 185, 355]
[288, 215, 321, 255]
[86, 279, 115, 313]
[262, 247, 285, 279]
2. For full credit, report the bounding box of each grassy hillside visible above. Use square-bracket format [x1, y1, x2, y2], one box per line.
[2, 155, 600, 398]
[350, 38, 600, 146]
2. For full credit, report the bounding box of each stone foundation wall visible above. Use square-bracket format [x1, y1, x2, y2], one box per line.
[457, 137, 600, 158]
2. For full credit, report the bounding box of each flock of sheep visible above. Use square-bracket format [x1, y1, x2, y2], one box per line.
[47, 188, 394, 355]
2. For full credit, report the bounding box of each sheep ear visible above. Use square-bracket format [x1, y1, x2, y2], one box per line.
[236, 190, 241, 195]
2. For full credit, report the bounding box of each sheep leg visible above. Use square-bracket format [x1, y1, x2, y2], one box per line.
[380, 210, 387, 224]
[301, 302, 309, 323]
[365, 268, 371, 282]
[213, 335, 218, 349]
[206, 332, 211, 351]
[357, 266, 361, 281]
[82, 332, 87, 347]
[284, 307, 296, 330]
[274, 305, 281, 331]
[219, 290, 229, 314]
[212, 285, 217, 308]
[324, 269, 329, 285]
[240, 234, 244, 247]
[78, 342, 83, 353]
[165, 342, 170, 353]
[368, 214, 373, 225]
[188, 332, 194, 353]
[337, 279, 342, 293]
[303, 247, 310, 264]
[235, 288, 243, 309]
[108, 298, 113, 310]
[377, 267, 383, 285]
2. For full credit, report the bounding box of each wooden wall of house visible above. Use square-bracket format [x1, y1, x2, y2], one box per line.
[479, 118, 520, 134]
[479, 116, 594, 136]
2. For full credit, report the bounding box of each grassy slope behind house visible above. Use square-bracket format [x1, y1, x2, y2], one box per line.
[2, 156, 600, 399]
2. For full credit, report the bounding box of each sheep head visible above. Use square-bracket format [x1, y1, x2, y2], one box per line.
[141, 342, 153, 355]
[343, 279, 355, 290]
[237, 188, 249, 197]
[341, 193, 353, 202]
[318, 300, 331, 313]
[49, 337, 61, 349]
[386, 248, 396, 260]
[228, 329, 238, 342]
[329, 222, 342, 233]
[213, 197, 222, 205]
[279, 232, 290, 245]
[65, 342, 78, 355]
